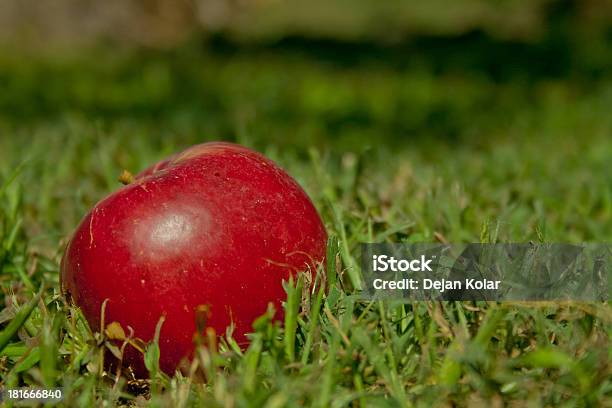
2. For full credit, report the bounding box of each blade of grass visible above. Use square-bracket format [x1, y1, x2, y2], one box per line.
[0, 288, 43, 353]
[284, 275, 303, 362]
[300, 285, 324, 366]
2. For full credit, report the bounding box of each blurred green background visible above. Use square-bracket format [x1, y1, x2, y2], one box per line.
[1, 0, 611, 143]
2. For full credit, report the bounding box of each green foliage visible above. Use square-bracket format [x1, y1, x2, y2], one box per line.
[0, 44, 610, 406]
[0, 290, 42, 354]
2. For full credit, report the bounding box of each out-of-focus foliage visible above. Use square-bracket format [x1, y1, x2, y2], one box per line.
[1, 0, 611, 52]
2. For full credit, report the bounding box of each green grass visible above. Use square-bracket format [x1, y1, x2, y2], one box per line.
[0, 46, 611, 406]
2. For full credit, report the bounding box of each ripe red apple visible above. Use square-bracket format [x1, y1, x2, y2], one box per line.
[61, 142, 327, 376]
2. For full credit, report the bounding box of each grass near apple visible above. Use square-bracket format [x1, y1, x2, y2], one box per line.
[0, 46, 611, 406]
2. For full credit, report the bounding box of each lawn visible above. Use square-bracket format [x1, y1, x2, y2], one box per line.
[0, 44, 611, 406]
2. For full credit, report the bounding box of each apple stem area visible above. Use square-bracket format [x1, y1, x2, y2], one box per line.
[118, 170, 136, 185]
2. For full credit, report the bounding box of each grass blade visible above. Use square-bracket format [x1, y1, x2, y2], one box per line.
[0, 289, 42, 353]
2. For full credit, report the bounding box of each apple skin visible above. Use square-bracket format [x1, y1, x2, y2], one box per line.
[60, 142, 327, 376]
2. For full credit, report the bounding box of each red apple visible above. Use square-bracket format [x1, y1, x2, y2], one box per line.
[60, 142, 327, 376]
